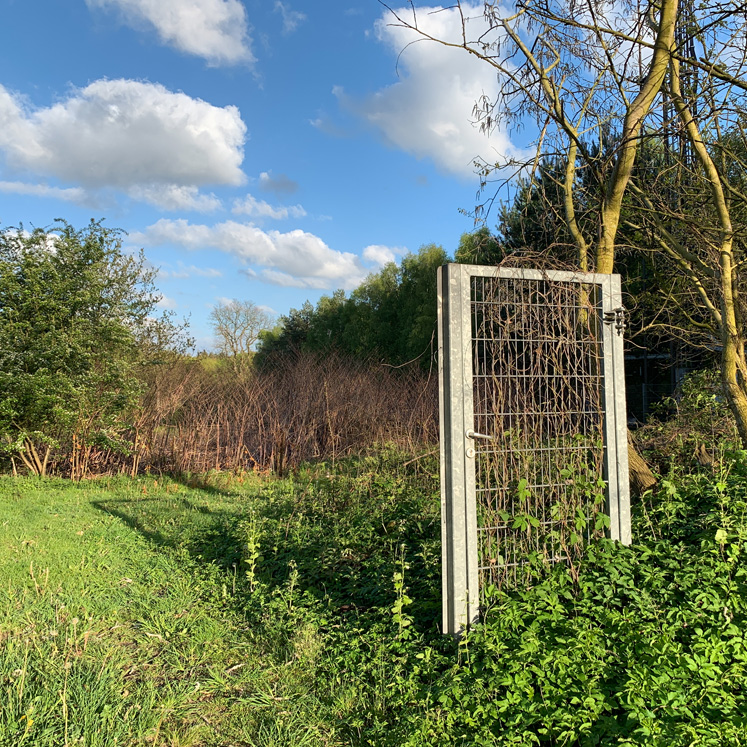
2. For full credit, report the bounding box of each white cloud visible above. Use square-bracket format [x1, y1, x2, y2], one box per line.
[4, 228, 60, 252]
[129, 184, 222, 212]
[274, 2, 306, 35]
[348, 4, 523, 177]
[258, 171, 298, 195]
[260, 269, 331, 289]
[133, 218, 372, 289]
[85, 0, 254, 66]
[156, 294, 178, 309]
[362, 244, 402, 267]
[232, 194, 306, 220]
[0, 80, 246, 190]
[0, 180, 87, 203]
[191, 266, 224, 278]
[309, 114, 349, 139]
[158, 263, 223, 279]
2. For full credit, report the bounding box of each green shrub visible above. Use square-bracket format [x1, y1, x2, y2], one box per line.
[636, 368, 740, 474]
[4, 446, 747, 745]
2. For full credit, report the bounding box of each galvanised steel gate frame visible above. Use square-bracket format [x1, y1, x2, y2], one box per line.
[438, 264, 631, 635]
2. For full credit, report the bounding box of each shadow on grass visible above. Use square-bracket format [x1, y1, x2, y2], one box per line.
[170, 472, 238, 497]
[92, 498, 178, 551]
[91, 468, 443, 632]
[92, 494, 248, 570]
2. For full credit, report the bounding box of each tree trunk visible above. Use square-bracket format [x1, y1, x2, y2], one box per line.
[721, 334, 747, 448]
[628, 431, 657, 495]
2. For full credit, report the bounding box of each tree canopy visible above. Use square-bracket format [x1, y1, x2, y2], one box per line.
[209, 299, 274, 370]
[385, 0, 747, 448]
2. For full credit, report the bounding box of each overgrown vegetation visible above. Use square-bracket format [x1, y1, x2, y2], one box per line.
[0, 220, 187, 478]
[0, 217, 704, 482]
[5, 1, 747, 739]
[3, 441, 747, 745]
[135, 351, 437, 477]
[0, 221, 439, 478]
[636, 369, 739, 474]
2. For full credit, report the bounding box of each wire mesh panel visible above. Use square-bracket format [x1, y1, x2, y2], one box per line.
[471, 274, 607, 587]
[438, 265, 630, 635]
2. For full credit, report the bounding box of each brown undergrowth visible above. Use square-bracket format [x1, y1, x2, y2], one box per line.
[17, 352, 438, 478]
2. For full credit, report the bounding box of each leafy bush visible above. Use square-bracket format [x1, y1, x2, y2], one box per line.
[636, 368, 739, 474]
[4, 446, 747, 745]
[191, 449, 747, 746]
[0, 220, 186, 477]
[314, 455, 747, 746]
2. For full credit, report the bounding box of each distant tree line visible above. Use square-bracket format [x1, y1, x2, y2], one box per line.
[256, 244, 448, 369]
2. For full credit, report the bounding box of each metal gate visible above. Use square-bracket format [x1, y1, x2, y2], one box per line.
[438, 264, 631, 634]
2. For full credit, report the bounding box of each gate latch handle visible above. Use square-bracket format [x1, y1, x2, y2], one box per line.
[603, 306, 627, 335]
[466, 429, 494, 441]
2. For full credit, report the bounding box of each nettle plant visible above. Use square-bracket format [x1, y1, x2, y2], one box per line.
[477, 433, 610, 591]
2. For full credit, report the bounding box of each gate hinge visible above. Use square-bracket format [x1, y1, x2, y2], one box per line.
[603, 306, 627, 335]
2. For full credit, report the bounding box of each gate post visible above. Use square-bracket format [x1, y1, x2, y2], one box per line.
[601, 275, 632, 544]
[438, 264, 479, 635]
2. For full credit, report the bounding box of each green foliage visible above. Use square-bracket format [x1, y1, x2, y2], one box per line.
[637, 368, 739, 474]
[463, 156, 598, 268]
[3, 446, 747, 745]
[0, 220, 185, 474]
[454, 226, 506, 265]
[472, 136, 728, 362]
[391, 545, 415, 639]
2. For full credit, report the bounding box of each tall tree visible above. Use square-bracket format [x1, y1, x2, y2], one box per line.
[209, 299, 274, 359]
[384, 0, 678, 271]
[384, 0, 747, 459]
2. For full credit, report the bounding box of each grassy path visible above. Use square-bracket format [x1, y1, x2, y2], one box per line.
[0, 467, 425, 747]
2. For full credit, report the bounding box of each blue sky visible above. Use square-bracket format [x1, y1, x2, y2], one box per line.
[0, 0, 518, 349]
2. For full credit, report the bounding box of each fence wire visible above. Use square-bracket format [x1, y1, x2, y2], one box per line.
[470, 275, 607, 590]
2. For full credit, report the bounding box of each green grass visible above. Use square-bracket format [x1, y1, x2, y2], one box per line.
[0, 474, 330, 746]
[2, 448, 747, 745]
[0, 451, 443, 747]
